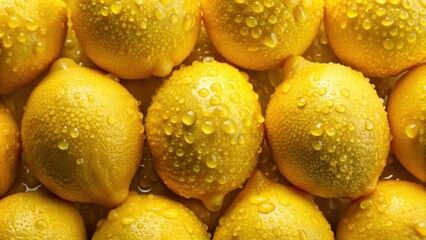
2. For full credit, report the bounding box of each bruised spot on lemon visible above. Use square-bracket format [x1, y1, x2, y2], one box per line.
[72, 0, 201, 79]
[387, 64, 426, 182]
[0, 0, 67, 94]
[21, 58, 144, 207]
[146, 60, 264, 211]
[201, 0, 324, 70]
[325, 0, 426, 77]
[265, 56, 390, 199]
[92, 193, 210, 239]
[213, 171, 334, 239]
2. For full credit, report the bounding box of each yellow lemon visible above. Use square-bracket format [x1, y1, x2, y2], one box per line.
[336, 180, 426, 240]
[213, 170, 334, 239]
[146, 60, 264, 211]
[0, 103, 20, 196]
[387, 64, 426, 182]
[201, 0, 324, 70]
[72, 0, 201, 79]
[0, 0, 67, 94]
[325, 0, 426, 78]
[92, 193, 210, 239]
[0, 191, 87, 239]
[21, 58, 144, 207]
[265, 56, 390, 199]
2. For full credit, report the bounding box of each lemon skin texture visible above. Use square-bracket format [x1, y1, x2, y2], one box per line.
[146, 60, 264, 211]
[201, 0, 324, 70]
[336, 180, 426, 240]
[21, 58, 144, 208]
[0, 103, 20, 196]
[0, 191, 87, 239]
[387, 64, 426, 182]
[325, 0, 426, 78]
[265, 56, 391, 199]
[92, 193, 210, 239]
[213, 170, 334, 240]
[72, 0, 201, 79]
[0, 0, 67, 94]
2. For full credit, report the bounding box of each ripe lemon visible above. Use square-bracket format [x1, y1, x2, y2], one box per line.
[325, 0, 426, 78]
[0, 103, 20, 196]
[0, 191, 87, 239]
[213, 170, 334, 239]
[387, 64, 426, 182]
[146, 60, 264, 211]
[72, 0, 201, 79]
[201, 0, 324, 70]
[92, 193, 210, 239]
[265, 56, 391, 199]
[0, 0, 67, 94]
[336, 180, 426, 240]
[21, 58, 144, 207]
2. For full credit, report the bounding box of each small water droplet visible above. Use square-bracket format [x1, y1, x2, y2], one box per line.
[220, 120, 237, 134]
[111, 1, 123, 15]
[205, 153, 218, 168]
[201, 121, 215, 134]
[57, 139, 69, 150]
[76, 158, 84, 165]
[405, 123, 419, 138]
[310, 122, 324, 136]
[182, 110, 197, 126]
[257, 202, 275, 214]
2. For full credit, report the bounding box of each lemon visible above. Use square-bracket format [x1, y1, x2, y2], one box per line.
[201, 0, 324, 70]
[325, 0, 426, 78]
[0, 104, 20, 196]
[265, 56, 390, 199]
[336, 180, 426, 240]
[387, 64, 426, 182]
[0, 0, 67, 94]
[92, 192, 210, 239]
[72, 0, 201, 79]
[213, 170, 334, 239]
[302, 21, 339, 64]
[0, 191, 86, 239]
[21, 58, 144, 207]
[146, 60, 264, 211]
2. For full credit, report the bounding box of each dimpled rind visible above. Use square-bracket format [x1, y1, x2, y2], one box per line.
[265, 56, 390, 199]
[213, 171, 334, 239]
[146, 60, 264, 211]
[21, 58, 145, 208]
[92, 193, 210, 239]
[336, 180, 426, 240]
[201, 0, 324, 70]
[0, 0, 67, 94]
[0, 191, 87, 239]
[72, 0, 201, 79]
[325, 0, 426, 78]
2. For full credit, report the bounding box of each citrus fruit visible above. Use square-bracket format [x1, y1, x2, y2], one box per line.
[146, 60, 264, 211]
[387, 64, 426, 182]
[0, 103, 20, 196]
[325, 0, 426, 78]
[265, 56, 390, 199]
[201, 0, 324, 70]
[336, 180, 426, 240]
[0, 0, 67, 94]
[92, 193, 210, 239]
[0, 191, 87, 239]
[213, 170, 334, 239]
[72, 0, 201, 79]
[21, 58, 144, 207]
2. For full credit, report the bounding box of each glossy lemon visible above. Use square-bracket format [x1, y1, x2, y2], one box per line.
[213, 170, 334, 239]
[387, 64, 426, 182]
[0, 191, 87, 239]
[92, 193, 210, 239]
[201, 0, 324, 70]
[336, 180, 426, 240]
[0, 0, 67, 94]
[21, 58, 144, 207]
[72, 0, 201, 79]
[325, 0, 426, 78]
[0, 103, 20, 196]
[146, 60, 264, 211]
[265, 56, 390, 199]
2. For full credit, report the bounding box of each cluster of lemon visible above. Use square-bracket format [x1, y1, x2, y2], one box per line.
[0, 0, 425, 239]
